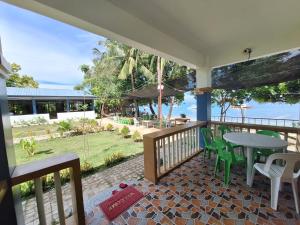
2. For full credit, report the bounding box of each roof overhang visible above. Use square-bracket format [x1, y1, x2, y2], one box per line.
[0, 38, 10, 79]
[3, 0, 300, 69]
[8, 96, 96, 101]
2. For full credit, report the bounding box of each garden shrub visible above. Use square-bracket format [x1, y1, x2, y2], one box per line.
[73, 119, 101, 135]
[104, 152, 125, 167]
[18, 162, 97, 198]
[81, 160, 94, 173]
[132, 130, 142, 142]
[20, 138, 37, 156]
[34, 116, 48, 125]
[121, 126, 130, 138]
[20, 181, 34, 198]
[106, 123, 114, 131]
[57, 120, 72, 137]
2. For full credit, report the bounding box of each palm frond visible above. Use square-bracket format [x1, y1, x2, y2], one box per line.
[118, 61, 129, 79]
[140, 65, 154, 80]
[128, 57, 135, 75]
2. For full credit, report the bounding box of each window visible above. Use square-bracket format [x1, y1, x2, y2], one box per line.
[69, 100, 93, 112]
[8, 100, 33, 115]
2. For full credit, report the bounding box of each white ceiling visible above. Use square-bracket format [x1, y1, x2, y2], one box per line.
[4, 0, 300, 68]
[111, 0, 300, 52]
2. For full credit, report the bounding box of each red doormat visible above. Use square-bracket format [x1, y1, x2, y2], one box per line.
[99, 186, 144, 221]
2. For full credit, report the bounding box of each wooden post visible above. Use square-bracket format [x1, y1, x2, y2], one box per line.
[54, 172, 66, 225]
[297, 132, 300, 152]
[34, 178, 46, 225]
[143, 135, 158, 184]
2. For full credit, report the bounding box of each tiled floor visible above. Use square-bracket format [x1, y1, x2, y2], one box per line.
[85, 153, 300, 225]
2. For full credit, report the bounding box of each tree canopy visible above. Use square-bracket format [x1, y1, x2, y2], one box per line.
[76, 39, 192, 117]
[6, 63, 39, 88]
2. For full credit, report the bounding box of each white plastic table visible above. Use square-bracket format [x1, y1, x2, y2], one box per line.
[223, 132, 288, 185]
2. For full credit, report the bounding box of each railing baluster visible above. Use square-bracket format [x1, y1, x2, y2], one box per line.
[176, 133, 179, 164]
[69, 162, 85, 225]
[172, 135, 175, 167]
[180, 132, 183, 161]
[167, 136, 171, 168]
[163, 137, 166, 172]
[190, 129, 193, 154]
[34, 177, 47, 225]
[196, 127, 199, 151]
[184, 131, 187, 158]
[297, 132, 300, 152]
[187, 129, 190, 157]
[54, 171, 66, 225]
[192, 128, 195, 153]
[156, 140, 161, 176]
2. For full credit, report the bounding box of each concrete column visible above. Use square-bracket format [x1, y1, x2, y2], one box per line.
[195, 66, 212, 148]
[66, 98, 70, 112]
[32, 99, 37, 114]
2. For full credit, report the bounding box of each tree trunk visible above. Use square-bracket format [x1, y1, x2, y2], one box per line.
[157, 56, 163, 128]
[240, 108, 245, 123]
[149, 100, 156, 115]
[101, 103, 105, 117]
[130, 72, 139, 119]
[220, 107, 225, 122]
[167, 97, 174, 121]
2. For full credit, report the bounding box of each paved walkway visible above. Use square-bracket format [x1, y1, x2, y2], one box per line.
[22, 155, 144, 225]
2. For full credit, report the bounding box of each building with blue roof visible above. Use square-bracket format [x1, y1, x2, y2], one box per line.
[7, 87, 96, 121]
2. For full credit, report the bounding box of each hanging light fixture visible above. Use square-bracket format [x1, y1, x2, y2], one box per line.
[243, 48, 252, 60]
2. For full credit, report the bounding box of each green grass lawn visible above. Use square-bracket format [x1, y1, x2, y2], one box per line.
[14, 131, 143, 167]
[12, 124, 59, 138]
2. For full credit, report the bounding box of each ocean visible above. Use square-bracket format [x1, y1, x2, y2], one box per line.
[140, 92, 300, 121]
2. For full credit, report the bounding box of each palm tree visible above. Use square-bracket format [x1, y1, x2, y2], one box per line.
[118, 47, 140, 118]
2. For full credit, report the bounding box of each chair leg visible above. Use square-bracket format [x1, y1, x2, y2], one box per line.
[224, 161, 231, 186]
[291, 179, 299, 214]
[249, 167, 255, 187]
[270, 178, 280, 211]
[214, 156, 219, 176]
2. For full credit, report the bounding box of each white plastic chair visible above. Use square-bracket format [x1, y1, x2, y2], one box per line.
[250, 153, 300, 214]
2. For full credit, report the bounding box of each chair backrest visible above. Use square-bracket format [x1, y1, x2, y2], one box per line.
[200, 127, 214, 146]
[218, 125, 232, 139]
[257, 130, 280, 139]
[265, 153, 300, 179]
[214, 139, 227, 157]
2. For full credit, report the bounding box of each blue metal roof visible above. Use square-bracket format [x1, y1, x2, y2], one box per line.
[7, 87, 95, 98]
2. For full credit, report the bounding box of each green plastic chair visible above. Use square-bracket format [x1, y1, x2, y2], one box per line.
[214, 139, 246, 185]
[254, 130, 282, 161]
[200, 127, 218, 159]
[218, 124, 243, 150]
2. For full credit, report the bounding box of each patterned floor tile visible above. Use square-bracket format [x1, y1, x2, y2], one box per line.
[85, 153, 300, 225]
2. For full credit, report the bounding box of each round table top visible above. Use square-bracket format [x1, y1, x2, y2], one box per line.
[223, 132, 288, 149]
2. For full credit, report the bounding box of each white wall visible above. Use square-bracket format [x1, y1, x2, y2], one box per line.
[57, 111, 96, 121]
[10, 114, 50, 126]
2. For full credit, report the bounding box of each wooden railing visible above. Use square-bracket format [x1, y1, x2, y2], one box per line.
[143, 121, 206, 184]
[211, 116, 299, 127]
[209, 121, 300, 152]
[11, 153, 85, 225]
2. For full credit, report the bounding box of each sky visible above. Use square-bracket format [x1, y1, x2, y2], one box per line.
[0, 2, 298, 120]
[0, 1, 105, 89]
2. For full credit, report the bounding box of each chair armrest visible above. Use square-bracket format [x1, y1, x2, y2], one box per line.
[264, 153, 300, 172]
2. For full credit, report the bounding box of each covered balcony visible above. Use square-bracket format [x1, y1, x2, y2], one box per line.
[0, 1, 300, 225]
